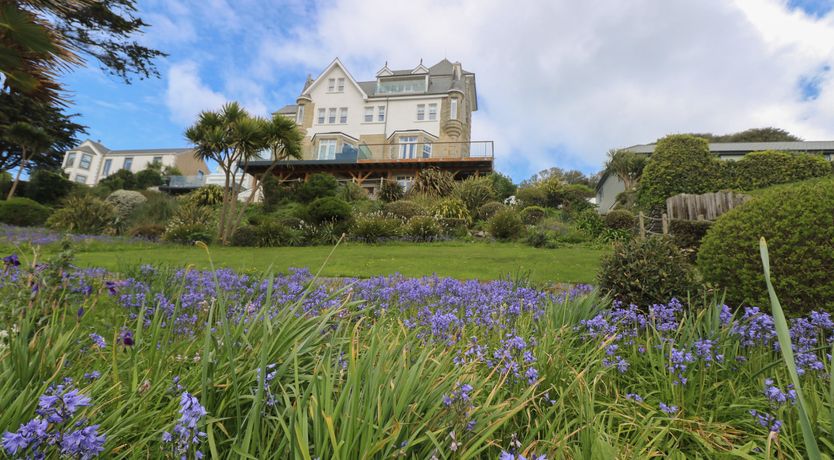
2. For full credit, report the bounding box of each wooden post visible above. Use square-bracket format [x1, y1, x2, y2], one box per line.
[638, 212, 646, 238]
[697, 214, 705, 221]
[662, 213, 669, 235]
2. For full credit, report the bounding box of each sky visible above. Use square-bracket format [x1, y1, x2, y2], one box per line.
[61, 0, 834, 182]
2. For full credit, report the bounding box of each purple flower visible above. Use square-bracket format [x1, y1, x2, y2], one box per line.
[2, 253, 20, 267]
[89, 333, 106, 349]
[166, 392, 207, 458]
[625, 393, 643, 402]
[659, 402, 678, 415]
[118, 329, 134, 347]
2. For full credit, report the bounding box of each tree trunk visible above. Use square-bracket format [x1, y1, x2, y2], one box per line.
[7, 149, 28, 200]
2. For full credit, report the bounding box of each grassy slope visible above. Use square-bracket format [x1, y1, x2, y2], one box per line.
[60, 241, 606, 284]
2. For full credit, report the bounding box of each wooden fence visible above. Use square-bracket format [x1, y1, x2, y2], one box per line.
[665, 191, 751, 221]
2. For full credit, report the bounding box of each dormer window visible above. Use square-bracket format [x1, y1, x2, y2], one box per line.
[376, 78, 426, 94]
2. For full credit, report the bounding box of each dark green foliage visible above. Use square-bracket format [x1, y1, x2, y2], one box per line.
[488, 172, 516, 200]
[690, 127, 801, 143]
[573, 208, 605, 239]
[431, 198, 471, 224]
[256, 220, 302, 247]
[297, 173, 339, 203]
[340, 181, 368, 202]
[637, 135, 722, 214]
[598, 236, 697, 306]
[720, 151, 831, 191]
[520, 206, 546, 225]
[163, 223, 214, 245]
[260, 174, 283, 212]
[350, 213, 404, 243]
[24, 169, 74, 205]
[230, 225, 260, 247]
[188, 185, 224, 207]
[406, 216, 442, 242]
[452, 176, 497, 214]
[698, 178, 834, 313]
[669, 219, 712, 254]
[47, 195, 116, 234]
[127, 192, 178, 226]
[163, 202, 215, 244]
[515, 185, 547, 207]
[307, 197, 352, 224]
[0, 197, 50, 226]
[378, 179, 404, 202]
[134, 168, 163, 189]
[552, 183, 594, 212]
[488, 208, 524, 241]
[127, 223, 166, 241]
[603, 209, 635, 230]
[412, 168, 454, 197]
[383, 200, 426, 220]
[98, 169, 136, 191]
[477, 201, 505, 221]
[524, 229, 557, 249]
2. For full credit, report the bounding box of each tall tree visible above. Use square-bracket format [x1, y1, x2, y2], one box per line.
[521, 167, 591, 187]
[186, 102, 303, 244]
[1, 0, 165, 104]
[4, 121, 51, 198]
[604, 149, 647, 192]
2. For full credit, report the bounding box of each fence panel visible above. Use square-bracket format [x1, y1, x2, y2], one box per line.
[665, 191, 750, 221]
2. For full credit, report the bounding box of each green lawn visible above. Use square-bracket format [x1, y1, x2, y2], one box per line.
[59, 241, 606, 284]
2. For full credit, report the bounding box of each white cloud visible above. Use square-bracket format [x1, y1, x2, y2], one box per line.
[252, 0, 834, 177]
[164, 61, 227, 125]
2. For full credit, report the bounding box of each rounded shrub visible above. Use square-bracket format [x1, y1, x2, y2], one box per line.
[134, 168, 164, 189]
[637, 135, 722, 213]
[383, 200, 427, 220]
[230, 225, 260, 246]
[721, 150, 832, 191]
[488, 208, 524, 241]
[669, 219, 712, 255]
[350, 213, 404, 243]
[25, 169, 74, 205]
[307, 197, 352, 224]
[452, 176, 497, 214]
[127, 223, 166, 241]
[407, 216, 442, 242]
[520, 206, 546, 225]
[0, 197, 50, 227]
[598, 236, 697, 306]
[698, 178, 834, 313]
[98, 169, 136, 191]
[477, 201, 505, 221]
[431, 197, 471, 224]
[257, 220, 302, 247]
[603, 209, 635, 230]
[188, 185, 224, 207]
[340, 181, 368, 202]
[163, 202, 215, 244]
[378, 179, 404, 202]
[412, 168, 455, 197]
[105, 190, 147, 221]
[515, 186, 547, 208]
[47, 195, 116, 234]
[297, 173, 339, 203]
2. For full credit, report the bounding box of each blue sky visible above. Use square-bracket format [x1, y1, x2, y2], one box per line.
[60, 0, 834, 182]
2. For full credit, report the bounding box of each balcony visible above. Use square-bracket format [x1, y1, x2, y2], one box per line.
[299, 141, 494, 163]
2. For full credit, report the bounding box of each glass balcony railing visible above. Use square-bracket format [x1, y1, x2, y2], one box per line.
[299, 141, 494, 163]
[164, 175, 206, 188]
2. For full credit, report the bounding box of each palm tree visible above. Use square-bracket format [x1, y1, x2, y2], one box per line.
[4, 121, 51, 199]
[185, 102, 302, 244]
[604, 149, 647, 192]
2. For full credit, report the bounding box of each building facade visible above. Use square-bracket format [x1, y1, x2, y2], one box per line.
[62, 140, 210, 186]
[246, 58, 493, 193]
[595, 141, 834, 213]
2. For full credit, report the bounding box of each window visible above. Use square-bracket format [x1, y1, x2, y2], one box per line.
[339, 107, 348, 124]
[450, 99, 458, 120]
[317, 108, 325, 124]
[377, 106, 385, 122]
[296, 105, 305, 124]
[317, 140, 337, 160]
[152, 156, 162, 165]
[74, 174, 87, 184]
[416, 104, 425, 121]
[376, 79, 426, 94]
[123, 157, 133, 171]
[327, 78, 335, 91]
[102, 159, 112, 176]
[328, 108, 337, 124]
[337, 78, 345, 92]
[398, 136, 418, 159]
[428, 103, 437, 121]
[79, 154, 92, 170]
[65, 152, 76, 168]
[364, 106, 374, 122]
[423, 142, 432, 158]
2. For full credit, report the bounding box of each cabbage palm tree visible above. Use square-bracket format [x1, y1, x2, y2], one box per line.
[4, 121, 51, 199]
[185, 102, 302, 244]
[604, 149, 646, 192]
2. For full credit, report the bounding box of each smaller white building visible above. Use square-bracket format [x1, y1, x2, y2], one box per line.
[62, 140, 209, 186]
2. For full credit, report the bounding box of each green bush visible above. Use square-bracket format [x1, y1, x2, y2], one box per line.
[340, 181, 368, 202]
[135, 168, 164, 189]
[105, 190, 147, 221]
[488, 208, 524, 241]
[25, 169, 74, 205]
[127, 223, 166, 241]
[437, 218, 469, 238]
[698, 178, 834, 313]
[297, 173, 339, 203]
[551, 183, 595, 212]
[603, 209, 635, 230]
[230, 225, 260, 247]
[98, 169, 136, 191]
[515, 186, 547, 207]
[260, 174, 285, 213]
[477, 201, 505, 221]
[669, 219, 712, 254]
[163, 202, 215, 244]
[256, 220, 302, 247]
[488, 172, 517, 200]
[721, 150, 831, 191]
[298, 221, 341, 245]
[188, 185, 224, 207]
[378, 179, 404, 202]
[47, 195, 116, 234]
[452, 176, 497, 214]
[406, 216, 442, 242]
[128, 192, 179, 226]
[524, 228, 557, 248]
[598, 236, 697, 306]
[383, 200, 426, 219]
[573, 208, 605, 239]
[412, 168, 454, 197]
[520, 206, 546, 225]
[0, 197, 50, 227]
[350, 213, 404, 243]
[431, 197, 471, 224]
[637, 135, 722, 213]
[307, 197, 352, 224]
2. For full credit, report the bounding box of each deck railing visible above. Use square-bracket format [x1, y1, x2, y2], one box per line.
[297, 140, 493, 162]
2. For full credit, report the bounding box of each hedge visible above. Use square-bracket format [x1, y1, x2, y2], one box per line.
[721, 150, 831, 191]
[0, 197, 51, 227]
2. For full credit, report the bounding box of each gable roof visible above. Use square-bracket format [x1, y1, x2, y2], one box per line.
[301, 57, 368, 99]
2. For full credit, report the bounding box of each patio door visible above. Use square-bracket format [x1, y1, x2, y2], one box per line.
[317, 140, 337, 160]
[398, 136, 417, 159]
